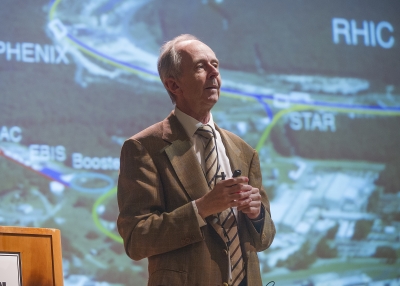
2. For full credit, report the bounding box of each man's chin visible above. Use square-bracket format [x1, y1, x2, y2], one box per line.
[205, 91, 219, 101]
[206, 95, 219, 106]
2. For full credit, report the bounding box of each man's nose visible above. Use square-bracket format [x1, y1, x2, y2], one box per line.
[208, 64, 219, 79]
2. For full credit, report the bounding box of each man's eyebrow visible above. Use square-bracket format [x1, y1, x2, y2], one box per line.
[207, 59, 219, 66]
[193, 58, 219, 66]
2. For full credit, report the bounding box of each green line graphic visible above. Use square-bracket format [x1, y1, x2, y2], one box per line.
[255, 100, 400, 151]
[92, 187, 123, 243]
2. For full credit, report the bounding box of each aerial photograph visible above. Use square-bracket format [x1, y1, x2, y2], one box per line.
[0, 0, 399, 285]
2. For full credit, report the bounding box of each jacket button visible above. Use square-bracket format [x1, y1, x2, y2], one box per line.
[223, 283, 229, 286]
[223, 249, 228, 256]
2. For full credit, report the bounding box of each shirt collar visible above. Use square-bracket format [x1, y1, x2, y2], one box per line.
[175, 106, 216, 138]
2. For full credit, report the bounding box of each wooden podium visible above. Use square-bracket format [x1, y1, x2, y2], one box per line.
[0, 226, 64, 286]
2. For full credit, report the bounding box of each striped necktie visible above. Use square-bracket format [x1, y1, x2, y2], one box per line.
[195, 124, 220, 189]
[196, 125, 245, 285]
[219, 208, 246, 285]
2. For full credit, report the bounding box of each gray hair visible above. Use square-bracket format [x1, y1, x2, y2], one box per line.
[157, 34, 199, 103]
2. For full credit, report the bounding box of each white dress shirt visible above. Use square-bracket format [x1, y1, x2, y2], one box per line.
[174, 107, 235, 224]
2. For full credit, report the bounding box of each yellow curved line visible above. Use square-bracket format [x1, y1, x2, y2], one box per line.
[49, 0, 159, 80]
[255, 105, 309, 151]
[91, 186, 123, 243]
[65, 38, 160, 80]
[49, 0, 62, 20]
[256, 100, 400, 151]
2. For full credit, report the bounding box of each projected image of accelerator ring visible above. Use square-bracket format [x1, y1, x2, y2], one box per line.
[69, 172, 114, 194]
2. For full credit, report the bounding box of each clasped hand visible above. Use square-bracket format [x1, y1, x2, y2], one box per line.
[195, 176, 262, 220]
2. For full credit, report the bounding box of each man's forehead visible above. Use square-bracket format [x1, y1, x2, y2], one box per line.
[177, 40, 217, 61]
[176, 39, 201, 51]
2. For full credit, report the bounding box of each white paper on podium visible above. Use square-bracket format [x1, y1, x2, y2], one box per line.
[0, 252, 22, 286]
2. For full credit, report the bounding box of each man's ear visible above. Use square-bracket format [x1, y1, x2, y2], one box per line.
[164, 78, 181, 97]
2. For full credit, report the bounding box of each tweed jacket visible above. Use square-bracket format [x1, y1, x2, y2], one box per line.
[117, 111, 275, 286]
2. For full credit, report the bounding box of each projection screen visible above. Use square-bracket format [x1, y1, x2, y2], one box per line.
[1, 0, 399, 285]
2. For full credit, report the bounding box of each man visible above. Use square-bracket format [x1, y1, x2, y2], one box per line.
[117, 34, 275, 286]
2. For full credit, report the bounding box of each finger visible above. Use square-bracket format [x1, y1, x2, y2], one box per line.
[238, 200, 261, 211]
[249, 193, 262, 201]
[228, 184, 252, 195]
[236, 195, 259, 210]
[231, 189, 253, 201]
[253, 188, 259, 193]
[225, 176, 249, 187]
[236, 185, 258, 194]
[238, 193, 259, 203]
[231, 197, 252, 208]
[241, 205, 261, 214]
[249, 187, 259, 194]
[238, 205, 257, 212]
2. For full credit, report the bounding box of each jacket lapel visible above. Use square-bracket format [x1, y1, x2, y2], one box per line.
[162, 119, 250, 202]
[163, 112, 210, 201]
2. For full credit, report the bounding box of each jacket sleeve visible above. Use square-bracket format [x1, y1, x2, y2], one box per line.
[244, 149, 276, 251]
[117, 139, 204, 261]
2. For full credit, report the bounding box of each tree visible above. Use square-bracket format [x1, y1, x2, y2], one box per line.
[285, 241, 317, 271]
[375, 162, 400, 194]
[352, 220, 373, 241]
[316, 237, 337, 258]
[367, 190, 380, 212]
[326, 224, 339, 240]
[270, 123, 292, 156]
[374, 246, 397, 264]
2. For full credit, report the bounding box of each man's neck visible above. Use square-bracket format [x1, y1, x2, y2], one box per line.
[176, 105, 211, 124]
